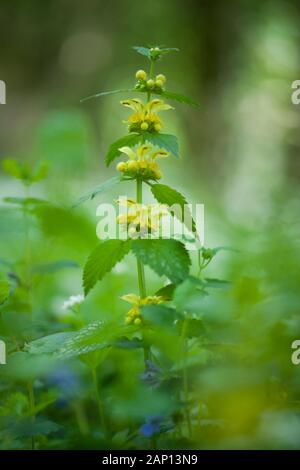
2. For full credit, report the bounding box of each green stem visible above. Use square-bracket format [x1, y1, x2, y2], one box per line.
[147, 59, 155, 101]
[27, 381, 36, 450]
[136, 178, 150, 364]
[181, 319, 192, 438]
[91, 368, 107, 435]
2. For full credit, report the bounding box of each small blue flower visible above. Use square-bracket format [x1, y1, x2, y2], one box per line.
[140, 416, 161, 438]
[47, 367, 81, 399]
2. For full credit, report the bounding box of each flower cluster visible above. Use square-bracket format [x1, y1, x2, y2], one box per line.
[135, 69, 167, 95]
[121, 293, 164, 325]
[121, 98, 173, 133]
[116, 197, 168, 238]
[116, 143, 169, 180]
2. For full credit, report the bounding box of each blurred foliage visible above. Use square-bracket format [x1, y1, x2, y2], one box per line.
[0, 0, 300, 451]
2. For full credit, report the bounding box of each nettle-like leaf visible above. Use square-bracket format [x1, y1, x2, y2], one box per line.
[132, 239, 190, 283]
[151, 183, 196, 233]
[80, 89, 135, 103]
[25, 332, 74, 355]
[132, 46, 179, 60]
[56, 321, 126, 359]
[143, 133, 179, 159]
[105, 134, 142, 166]
[73, 175, 123, 207]
[0, 279, 10, 305]
[83, 239, 131, 295]
[161, 90, 200, 108]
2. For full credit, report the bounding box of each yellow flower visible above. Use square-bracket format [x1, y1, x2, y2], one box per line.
[116, 143, 169, 181]
[121, 293, 164, 325]
[121, 98, 173, 133]
[116, 197, 168, 238]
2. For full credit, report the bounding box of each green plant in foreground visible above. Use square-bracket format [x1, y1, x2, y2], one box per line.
[1, 46, 229, 449]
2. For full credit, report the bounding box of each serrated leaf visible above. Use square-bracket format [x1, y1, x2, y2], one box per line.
[151, 183, 196, 233]
[105, 134, 142, 166]
[162, 90, 200, 108]
[25, 332, 74, 355]
[143, 133, 179, 159]
[73, 175, 123, 207]
[57, 321, 126, 359]
[80, 89, 135, 103]
[0, 280, 10, 304]
[132, 239, 190, 283]
[83, 239, 131, 295]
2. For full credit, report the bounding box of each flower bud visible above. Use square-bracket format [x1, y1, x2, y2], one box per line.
[136, 69, 147, 81]
[116, 161, 126, 172]
[156, 74, 166, 84]
[134, 317, 142, 326]
[125, 316, 133, 325]
[154, 170, 162, 180]
[155, 79, 164, 89]
[147, 79, 155, 89]
[154, 123, 162, 132]
[140, 122, 149, 131]
[127, 160, 138, 171]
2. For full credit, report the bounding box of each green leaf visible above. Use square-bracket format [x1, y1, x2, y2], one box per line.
[176, 318, 206, 337]
[30, 161, 48, 183]
[3, 197, 48, 208]
[203, 278, 231, 289]
[80, 89, 135, 103]
[174, 276, 207, 313]
[83, 239, 131, 295]
[25, 332, 74, 355]
[161, 90, 200, 108]
[0, 280, 10, 305]
[57, 321, 126, 359]
[143, 133, 179, 159]
[31, 260, 79, 274]
[2, 159, 48, 184]
[132, 46, 151, 58]
[133, 46, 179, 61]
[73, 175, 123, 207]
[151, 183, 196, 233]
[2, 158, 27, 180]
[155, 283, 176, 300]
[132, 239, 190, 283]
[105, 134, 142, 166]
[142, 304, 178, 327]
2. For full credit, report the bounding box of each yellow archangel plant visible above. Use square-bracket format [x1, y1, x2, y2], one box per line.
[81, 45, 200, 355]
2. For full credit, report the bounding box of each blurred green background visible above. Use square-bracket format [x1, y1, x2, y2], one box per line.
[1, 0, 300, 450]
